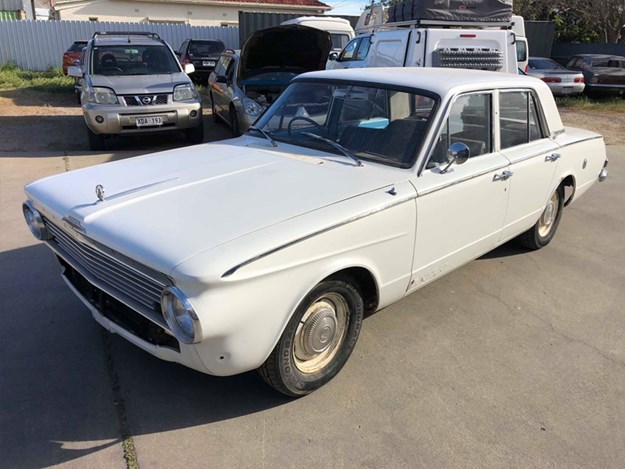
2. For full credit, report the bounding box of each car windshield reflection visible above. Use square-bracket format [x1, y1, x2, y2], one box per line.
[91, 45, 180, 76]
[252, 81, 438, 168]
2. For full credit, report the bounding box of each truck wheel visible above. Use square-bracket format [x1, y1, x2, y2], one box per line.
[87, 127, 105, 151]
[258, 277, 364, 397]
[185, 119, 204, 144]
[517, 185, 564, 250]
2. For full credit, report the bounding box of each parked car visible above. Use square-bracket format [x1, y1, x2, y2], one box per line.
[68, 31, 203, 150]
[566, 53, 625, 96]
[62, 40, 87, 75]
[208, 25, 331, 136]
[23, 68, 608, 397]
[177, 39, 226, 84]
[527, 57, 585, 96]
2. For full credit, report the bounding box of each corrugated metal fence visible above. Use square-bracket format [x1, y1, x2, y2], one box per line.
[0, 20, 239, 71]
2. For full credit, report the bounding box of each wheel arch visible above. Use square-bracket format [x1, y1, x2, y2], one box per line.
[324, 266, 380, 317]
[559, 174, 576, 207]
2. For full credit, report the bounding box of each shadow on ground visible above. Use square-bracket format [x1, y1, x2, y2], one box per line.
[0, 244, 289, 468]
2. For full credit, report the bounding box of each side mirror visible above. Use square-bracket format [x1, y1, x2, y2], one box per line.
[67, 66, 83, 78]
[441, 142, 470, 173]
[328, 52, 338, 61]
[215, 74, 228, 84]
[184, 63, 195, 75]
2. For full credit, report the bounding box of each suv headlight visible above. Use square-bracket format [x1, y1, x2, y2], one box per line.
[173, 83, 197, 102]
[84, 87, 118, 104]
[161, 287, 202, 344]
[242, 97, 263, 117]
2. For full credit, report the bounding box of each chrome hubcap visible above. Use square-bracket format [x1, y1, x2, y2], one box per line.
[294, 293, 348, 374]
[538, 192, 559, 237]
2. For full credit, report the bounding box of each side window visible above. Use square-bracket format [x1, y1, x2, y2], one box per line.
[224, 57, 235, 79]
[428, 93, 492, 167]
[500, 91, 544, 149]
[355, 37, 371, 61]
[338, 38, 361, 62]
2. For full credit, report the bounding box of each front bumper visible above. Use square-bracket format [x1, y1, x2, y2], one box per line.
[83, 100, 202, 135]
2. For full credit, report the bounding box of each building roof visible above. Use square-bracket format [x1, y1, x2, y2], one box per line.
[204, 0, 330, 8]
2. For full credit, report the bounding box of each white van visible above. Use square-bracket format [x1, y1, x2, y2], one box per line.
[511, 15, 529, 72]
[328, 25, 517, 74]
[281, 16, 355, 52]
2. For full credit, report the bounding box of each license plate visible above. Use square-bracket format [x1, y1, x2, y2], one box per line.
[202, 61, 215, 67]
[561, 87, 573, 94]
[136, 116, 163, 127]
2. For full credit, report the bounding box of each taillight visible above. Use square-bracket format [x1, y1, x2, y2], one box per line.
[541, 77, 562, 83]
[574, 76, 584, 83]
[524, 64, 528, 73]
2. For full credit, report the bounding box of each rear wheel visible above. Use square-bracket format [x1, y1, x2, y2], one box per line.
[87, 127, 105, 151]
[258, 277, 364, 397]
[517, 185, 564, 250]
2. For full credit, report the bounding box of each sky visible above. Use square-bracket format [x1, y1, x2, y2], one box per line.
[324, 0, 372, 17]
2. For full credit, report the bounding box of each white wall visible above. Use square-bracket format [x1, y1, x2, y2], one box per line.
[55, 0, 326, 26]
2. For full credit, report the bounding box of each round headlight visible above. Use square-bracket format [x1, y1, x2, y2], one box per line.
[161, 287, 201, 344]
[22, 201, 50, 240]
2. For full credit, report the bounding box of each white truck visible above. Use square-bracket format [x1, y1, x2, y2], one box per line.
[328, 1, 520, 74]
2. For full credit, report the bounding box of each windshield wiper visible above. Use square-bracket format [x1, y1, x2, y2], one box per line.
[302, 132, 363, 167]
[248, 125, 277, 147]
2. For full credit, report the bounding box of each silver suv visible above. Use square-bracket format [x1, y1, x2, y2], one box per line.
[69, 31, 203, 150]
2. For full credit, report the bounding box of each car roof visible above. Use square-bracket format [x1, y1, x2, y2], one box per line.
[297, 67, 547, 96]
[572, 53, 625, 60]
[188, 39, 224, 43]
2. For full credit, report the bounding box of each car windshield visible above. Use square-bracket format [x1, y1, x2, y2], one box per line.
[91, 45, 180, 76]
[251, 81, 437, 168]
[189, 41, 225, 56]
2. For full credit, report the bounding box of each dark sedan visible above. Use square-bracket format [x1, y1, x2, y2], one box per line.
[527, 57, 585, 97]
[177, 39, 226, 84]
[567, 54, 625, 96]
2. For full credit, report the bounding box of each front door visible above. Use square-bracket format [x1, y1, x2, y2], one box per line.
[409, 92, 511, 291]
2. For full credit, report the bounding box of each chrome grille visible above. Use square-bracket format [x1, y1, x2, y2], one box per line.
[45, 219, 167, 317]
[123, 94, 168, 106]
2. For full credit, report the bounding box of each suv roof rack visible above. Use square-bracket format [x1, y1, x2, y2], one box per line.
[92, 31, 161, 40]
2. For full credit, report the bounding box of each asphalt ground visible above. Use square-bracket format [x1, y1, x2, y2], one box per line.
[1, 141, 623, 468]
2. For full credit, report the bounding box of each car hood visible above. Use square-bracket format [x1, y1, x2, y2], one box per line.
[90, 72, 191, 94]
[25, 137, 403, 276]
[239, 25, 332, 82]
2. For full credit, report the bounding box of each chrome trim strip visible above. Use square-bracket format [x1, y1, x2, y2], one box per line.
[556, 134, 604, 148]
[418, 162, 510, 197]
[222, 195, 417, 278]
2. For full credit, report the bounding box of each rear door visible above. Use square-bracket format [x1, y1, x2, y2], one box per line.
[497, 90, 560, 241]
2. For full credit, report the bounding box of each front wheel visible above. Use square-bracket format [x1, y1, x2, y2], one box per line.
[87, 127, 105, 151]
[184, 119, 204, 144]
[517, 185, 564, 250]
[258, 277, 364, 397]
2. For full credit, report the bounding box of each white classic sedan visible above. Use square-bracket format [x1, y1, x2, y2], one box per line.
[23, 68, 608, 396]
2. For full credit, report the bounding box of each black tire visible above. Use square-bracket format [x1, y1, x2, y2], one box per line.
[87, 127, 105, 151]
[185, 118, 204, 144]
[230, 106, 240, 137]
[210, 93, 219, 123]
[517, 185, 565, 250]
[258, 277, 364, 397]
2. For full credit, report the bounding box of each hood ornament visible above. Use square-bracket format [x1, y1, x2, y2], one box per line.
[95, 184, 106, 202]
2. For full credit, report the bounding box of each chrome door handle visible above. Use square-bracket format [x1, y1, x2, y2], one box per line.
[545, 153, 561, 162]
[493, 170, 514, 181]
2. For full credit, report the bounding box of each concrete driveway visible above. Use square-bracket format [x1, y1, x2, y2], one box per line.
[1, 145, 623, 468]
